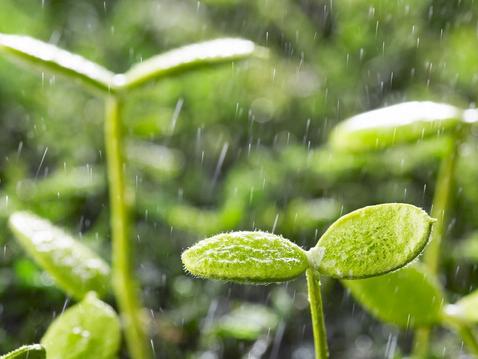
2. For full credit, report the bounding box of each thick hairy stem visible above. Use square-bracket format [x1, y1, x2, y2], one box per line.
[412, 137, 459, 358]
[306, 268, 329, 359]
[104, 96, 150, 359]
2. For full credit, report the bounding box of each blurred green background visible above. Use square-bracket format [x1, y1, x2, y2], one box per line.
[1, 0, 478, 358]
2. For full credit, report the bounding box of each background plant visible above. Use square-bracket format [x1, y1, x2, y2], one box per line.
[2, 0, 478, 358]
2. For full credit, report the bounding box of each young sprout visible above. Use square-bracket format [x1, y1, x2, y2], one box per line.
[329, 100, 477, 356]
[181, 203, 435, 359]
[0, 32, 263, 359]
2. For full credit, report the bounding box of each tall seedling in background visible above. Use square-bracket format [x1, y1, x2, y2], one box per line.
[0, 33, 263, 359]
[330, 101, 478, 357]
[181, 203, 435, 359]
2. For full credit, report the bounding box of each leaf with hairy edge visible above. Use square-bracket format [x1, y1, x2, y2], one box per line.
[8, 211, 111, 300]
[0, 33, 114, 93]
[330, 101, 464, 152]
[116, 38, 265, 90]
[0, 344, 46, 359]
[41, 293, 120, 359]
[445, 289, 478, 324]
[344, 264, 444, 327]
[308, 203, 434, 279]
[181, 231, 308, 283]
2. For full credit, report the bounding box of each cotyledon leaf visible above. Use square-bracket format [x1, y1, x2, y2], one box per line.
[8, 211, 111, 300]
[444, 289, 478, 324]
[343, 264, 444, 327]
[116, 38, 265, 91]
[0, 33, 114, 93]
[308, 203, 435, 279]
[41, 293, 120, 359]
[329, 101, 464, 152]
[0, 344, 46, 359]
[181, 231, 309, 283]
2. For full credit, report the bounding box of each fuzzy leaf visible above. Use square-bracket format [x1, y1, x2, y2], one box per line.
[330, 101, 463, 152]
[41, 293, 120, 359]
[117, 38, 263, 90]
[8, 211, 111, 300]
[0, 33, 114, 93]
[309, 203, 434, 278]
[344, 265, 444, 327]
[181, 231, 308, 283]
[445, 289, 478, 324]
[0, 345, 46, 359]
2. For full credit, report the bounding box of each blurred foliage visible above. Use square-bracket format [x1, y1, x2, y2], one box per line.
[1, 0, 478, 358]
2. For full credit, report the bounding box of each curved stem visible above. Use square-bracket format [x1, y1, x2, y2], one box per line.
[105, 95, 150, 359]
[306, 268, 329, 359]
[412, 137, 459, 358]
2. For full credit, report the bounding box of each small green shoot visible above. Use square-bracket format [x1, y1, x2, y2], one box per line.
[182, 203, 434, 359]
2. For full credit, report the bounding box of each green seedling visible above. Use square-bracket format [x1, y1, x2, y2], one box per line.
[181, 203, 435, 359]
[0, 33, 262, 359]
[0, 345, 46, 359]
[329, 100, 478, 356]
[41, 293, 121, 359]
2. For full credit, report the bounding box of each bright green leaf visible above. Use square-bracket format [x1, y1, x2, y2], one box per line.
[0, 344, 46, 359]
[117, 38, 264, 90]
[329, 101, 464, 152]
[344, 264, 444, 327]
[41, 293, 120, 359]
[8, 211, 111, 300]
[445, 289, 478, 324]
[213, 303, 279, 340]
[181, 231, 308, 283]
[0, 33, 114, 93]
[309, 203, 434, 278]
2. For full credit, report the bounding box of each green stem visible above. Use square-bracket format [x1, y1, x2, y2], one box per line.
[412, 137, 459, 358]
[306, 268, 329, 359]
[104, 95, 150, 359]
[457, 324, 478, 357]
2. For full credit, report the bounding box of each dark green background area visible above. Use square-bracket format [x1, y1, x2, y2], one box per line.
[1, 0, 477, 358]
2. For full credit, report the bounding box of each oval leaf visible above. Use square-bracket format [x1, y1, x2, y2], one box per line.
[343, 264, 444, 327]
[309, 203, 434, 278]
[445, 289, 478, 324]
[0, 33, 114, 93]
[181, 231, 308, 283]
[330, 101, 463, 152]
[116, 38, 264, 90]
[0, 345, 45, 359]
[8, 211, 111, 300]
[41, 293, 120, 359]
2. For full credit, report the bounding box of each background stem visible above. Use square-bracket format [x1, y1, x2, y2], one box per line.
[456, 324, 478, 356]
[104, 95, 150, 359]
[412, 137, 459, 358]
[306, 268, 329, 359]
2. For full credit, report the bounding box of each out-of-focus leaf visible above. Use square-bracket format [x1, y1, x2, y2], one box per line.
[330, 101, 464, 152]
[309, 203, 434, 278]
[8, 211, 111, 300]
[0, 344, 45, 359]
[213, 303, 279, 340]
[0, 33, 114, 93]
[18, 166, 105, 201]
[41, 293, 120, 359]
[182, 231, 308, 283]
[344, 264, 444, 327]
[454, 232, 478, 263]
[126, 140, 184, 180]
[117, 38, 264, 90]
[445, 289, 478, 324]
